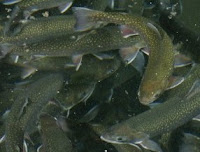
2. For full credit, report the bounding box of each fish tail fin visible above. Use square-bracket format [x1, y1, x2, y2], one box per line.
[72, 7, 99, 31]
[0, 43, 13, 59]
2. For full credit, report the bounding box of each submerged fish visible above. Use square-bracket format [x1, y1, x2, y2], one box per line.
[72, 7, 174, 105]
[5, 26, 145, 69]
[0, 15, 76, 47]
[101, 64, 200, 151]
[69, 54, 121, 83]
[56, 82, 96, 112]
[3, 0, 74, 35]
[39, 114, 73, 152]
[5, 74, 63, 152]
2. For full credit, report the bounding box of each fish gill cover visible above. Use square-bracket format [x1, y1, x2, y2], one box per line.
[0, 0, 200, 152]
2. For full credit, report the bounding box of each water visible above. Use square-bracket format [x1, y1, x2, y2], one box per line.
[0, 0, 200, 151]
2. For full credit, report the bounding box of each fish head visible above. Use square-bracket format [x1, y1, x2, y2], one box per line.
[138, 78, 167, 105]
[100, 124, 148, 145]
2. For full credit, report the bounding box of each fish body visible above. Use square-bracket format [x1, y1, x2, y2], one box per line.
[4, 0, 73, 14]
[5, 55, 74, 71]
[69, 55, 121, 83]
[73, 7, 175, 105]
[8, 26, 145, 59]
[17, 0, 72, 11]
[40, 114, 73, 152]
[1, 15, 76, 46]
[3, 0, 73, 35]
[5, 74, 63, 152]
[19, 74, 63, 130]
[101, 64, 200, 148]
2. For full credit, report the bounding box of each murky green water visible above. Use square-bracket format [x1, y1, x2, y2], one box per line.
[0, 0, 200, 152]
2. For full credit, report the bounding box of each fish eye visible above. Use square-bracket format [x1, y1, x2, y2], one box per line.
[116, 136, 125, 142]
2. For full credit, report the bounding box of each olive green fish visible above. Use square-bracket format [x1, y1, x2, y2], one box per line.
[5, 74, 63, 152]
[72, 7, 174, 105]
[69, 54, 121, 83]
[3, 0, 74, 35]
[91, 124, 143, 152]
[39, 114, 73, 152]
[56, 82, 96, 112]
[5, 55, 74, 73]
[6, 26, 145, 69]
[0, 15, 76, 48]
[101, 64, 200, 151]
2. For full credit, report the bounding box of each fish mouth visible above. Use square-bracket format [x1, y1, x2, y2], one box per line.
[138, 96, 154, 105]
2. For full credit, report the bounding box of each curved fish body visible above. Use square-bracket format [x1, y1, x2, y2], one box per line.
[101, 64, 200, 149]
[39, 114, 73, 152]
[72, 7, 174, 105]
[5, 74, 63, 152]
[8, 26, 145, 58]
[1, 15, 76, 47]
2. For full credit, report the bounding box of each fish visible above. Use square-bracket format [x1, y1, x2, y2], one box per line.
[3, 0, 74, 35]
[91, 124, 142, 152]
[6, 52, 121, 79]
[0, 15, 76, 48]
[72, 7, 175, 105]
[69, 54, 121, 83]
[39, 114, 73, 152]
[5, 74, 63, 152]
[100, 64, 200, 151]
[56, 82, 96, 112]
[5, 55, 74, 73]
[5, 26, 145, 69]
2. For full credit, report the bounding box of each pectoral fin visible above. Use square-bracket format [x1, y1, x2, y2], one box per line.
[130, 51, 145, 75]
[119, 46, 139, 65]
[167, 76, 184, 90]
[174, 53, 193, 68]
[58, 0, 73, 13]
[120, 25, 139, 38]
[72, 54, 83, 71]
[140, 138, 163, 152]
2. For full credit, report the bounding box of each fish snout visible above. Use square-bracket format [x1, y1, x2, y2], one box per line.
[138, 91, 157, 105]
